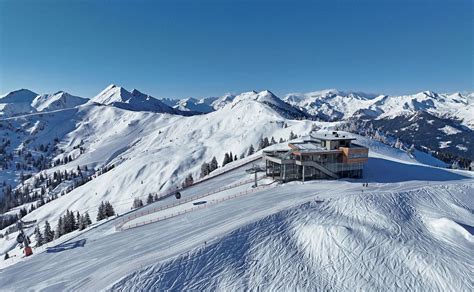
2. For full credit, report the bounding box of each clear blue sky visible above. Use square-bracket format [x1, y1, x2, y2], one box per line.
[1, 0, 472, 99]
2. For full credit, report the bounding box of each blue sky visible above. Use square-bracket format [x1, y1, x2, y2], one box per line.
[0, 0, 472, 99]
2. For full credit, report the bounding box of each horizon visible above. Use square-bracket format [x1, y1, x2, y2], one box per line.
[2, 84, 473, 101]
[1, 0, 473, 99]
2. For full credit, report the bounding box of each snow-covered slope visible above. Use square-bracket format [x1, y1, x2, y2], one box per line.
[0, 96, 313, 234]
[0, 84, 472, 290]
[31, 91, 87, 112]
[111, 183, 473, 291]
[1, 142, 472, 290]
[0, 89, 38, 117]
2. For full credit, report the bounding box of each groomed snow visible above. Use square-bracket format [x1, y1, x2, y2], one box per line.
[0, 148, 472, 290]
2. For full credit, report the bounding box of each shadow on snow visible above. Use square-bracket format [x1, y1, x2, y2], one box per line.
[363, 157, 468, 183]
[46, 239, 87, 253]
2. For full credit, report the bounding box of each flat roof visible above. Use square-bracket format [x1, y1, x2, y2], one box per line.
[310, 131, 356, 141]
[290, 142, 326, 152]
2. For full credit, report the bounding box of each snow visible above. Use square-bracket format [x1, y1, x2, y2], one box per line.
[427, 217, 473, 244]
[1, 126, 472, 290]
[439, 141, 451, 149]
[31, 91, 87, 112]
[0, 89, 38, 117]
[439, 125, 462, 135]
[89, 85, 179, 114]
[0, 85, 472, 290]
[284, 89, 474, 129]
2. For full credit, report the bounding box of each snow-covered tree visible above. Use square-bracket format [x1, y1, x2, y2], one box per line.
[222, 153, 230, 167]
[258, 137, 269, 150]
[132, 198, 144, 209]
[200, 162, 210, 178]
[247, 144, 255, 156]
[43, 220, 54, 242]
[289, 131, 297, 140]
[83, 211, 92, 226]
[97, 202, 106, 221]
[104, 201, 115, 217]
[34, 226, 43, 247]
[147, 193, 154, 204]
[54, 217, 64, 239]
[210, 156, 218, 172]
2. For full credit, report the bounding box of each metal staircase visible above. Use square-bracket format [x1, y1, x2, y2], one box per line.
[297, 160, 339, 179]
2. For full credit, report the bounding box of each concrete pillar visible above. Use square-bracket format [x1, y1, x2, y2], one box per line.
[302, 165, 305, 183]
[283, 164, 286, 182]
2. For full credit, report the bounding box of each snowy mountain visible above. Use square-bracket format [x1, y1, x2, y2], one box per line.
[285, 89, 474, 129]
[90, 85, 187, 115]
[365, 111, 474, 160]
[284, 89, 380, 121]
[0, 84, 473, 290]
[232, 90, 308, 119]
[160, 94, 235, 114]
[0, 89, 38, 117]
[31, 91, 87, 112]
[0, 89, 88, 117]
[173, 97, 215, 113]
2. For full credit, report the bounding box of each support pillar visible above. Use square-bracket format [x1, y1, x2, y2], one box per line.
[302, 165, 305, 183]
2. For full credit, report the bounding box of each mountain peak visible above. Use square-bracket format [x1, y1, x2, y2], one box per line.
[0, 88, 39, 103]
[131, 89, 144, 97]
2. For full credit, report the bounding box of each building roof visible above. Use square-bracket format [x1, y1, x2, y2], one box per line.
[290, 142, 326, 152]
[309, 131, 356, 141]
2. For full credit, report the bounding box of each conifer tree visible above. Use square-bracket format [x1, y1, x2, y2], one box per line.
[78, 215, 86, 230]
[247, 144, 255, 156]
[43, 220, 54, 243]
[200, 162, 210, 178]
[132, 198, 144, 209]
[97, 202, 106, 221]
[105, 201, 115, 217]
[83, 211, 92, 225]
[222, 153, 230, 167]
[75, 211, 81, 230]
[54, 217, 63, 239]
[147, 194, 154, 204]
[34, 226, 44, 247]
[289, 131, 297, 140]
[210, 156, 218, 172]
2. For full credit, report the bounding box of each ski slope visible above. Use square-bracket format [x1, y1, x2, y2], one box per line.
[0, 144, 472, 290]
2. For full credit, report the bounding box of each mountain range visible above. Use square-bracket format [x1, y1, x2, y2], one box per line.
[0, 83, 472, 290]
[1, 85, 472, 160]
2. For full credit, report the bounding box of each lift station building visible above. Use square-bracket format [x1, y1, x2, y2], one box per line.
[263, 131, 369, 182]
